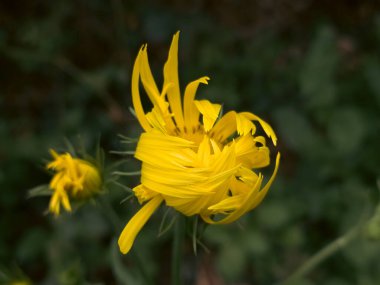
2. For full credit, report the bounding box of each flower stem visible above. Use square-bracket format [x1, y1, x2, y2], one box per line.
[281, 222, 363, 284]
[172, 214, 185, 285]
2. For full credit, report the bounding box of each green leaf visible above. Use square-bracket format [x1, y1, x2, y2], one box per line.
[27, 184, 51, 198]
[273, 107, 321, 153]
[299, 26, 339, 108]
[327, 107, 367, 154]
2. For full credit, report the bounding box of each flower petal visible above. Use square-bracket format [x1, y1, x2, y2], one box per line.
[118, 195, 163, 254]
[236, 113, 256, 136]
[132, 46, 152, 132]
[194, 100, 221, 132]
[240, 112, 278, 146]
[210, 111, 238, 142]
[183, 76, 210, 129]
[202, 152, 280, 224]
[163, 31, 184, 129]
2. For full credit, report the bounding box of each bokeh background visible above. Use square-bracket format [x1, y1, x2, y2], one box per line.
[1, 0, 380, 284]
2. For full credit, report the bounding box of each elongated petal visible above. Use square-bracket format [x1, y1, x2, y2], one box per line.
[61, 191, 72, 212]
[132, 46, 152, 132]
[146, 107, 168, 134]
[183, 77, 210, 129]
[236, 113, 256, 136]
[210, 111, 238, 142]
[140, 48, 177, 133]
[163, 32, 184, 129]
[202, 152, 280, 224]
[140, 46, 161, 104]
[194, 100, 221, 132]
[240, 112, 277, 146]
[201, 174, 263, 224]
[49, 191, 61, 216]
[235, 135, 270, 168]
[247, 152, 280, 211]
[118, 196, 163, 254]
[208, 195, 243, 212]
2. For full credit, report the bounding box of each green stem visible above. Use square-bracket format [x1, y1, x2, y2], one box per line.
[99, 195, 122, 232]
[171, 214, 185, 285]
[281, 223, 363, 284]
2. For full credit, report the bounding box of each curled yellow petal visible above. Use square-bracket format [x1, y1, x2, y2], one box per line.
[202, 152, 280, 224]
[194, 100, 221, 132]
[183, 76, 210, 129]
[240, 112, 278, 146]
[118, 196, 163, 254]
[236, 113, 256, 136]
[131, 46, 152, 132]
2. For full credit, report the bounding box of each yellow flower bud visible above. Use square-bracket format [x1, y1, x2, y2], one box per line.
[47, 149, 101, 216]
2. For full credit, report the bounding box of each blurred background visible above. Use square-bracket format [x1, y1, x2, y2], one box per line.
[1, 0, 380, 284]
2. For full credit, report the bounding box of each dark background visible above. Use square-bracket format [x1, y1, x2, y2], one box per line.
[1, 0, 380, 284]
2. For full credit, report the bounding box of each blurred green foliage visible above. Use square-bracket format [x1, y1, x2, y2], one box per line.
[1, 0, 380, 284]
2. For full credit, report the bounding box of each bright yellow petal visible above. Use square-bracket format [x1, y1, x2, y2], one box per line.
[140, 46, 161, 104]
[118, 196, 163, 254]
[133, 184, 158, 204]
[194, 100, 221, 132]
[163, 31, 184, 129]
[240, 112, 277, 146]
[140, 48, 176, 132]
[132, 46, 152, 132]
[247, 152, 280, 211]
[202, 152, 280, 224]
[210, 111, 238, 142]
[208, 195, 243, 213]
[235, 135, 270, 168]
[61, 191, 72, 212]
[146, 107, 168, 134]
[49, 191, 61, 216]
[236, 113, 256, 136]
[201, 173, 263, 224]
[183, 76, 210, 129]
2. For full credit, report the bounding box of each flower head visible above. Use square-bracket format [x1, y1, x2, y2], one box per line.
[47, 149, 102, 216]
[119, 32, 280, 254]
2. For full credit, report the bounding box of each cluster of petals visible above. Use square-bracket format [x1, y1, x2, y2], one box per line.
[47, 150, 101, 215]
[118, 32, 280, 254]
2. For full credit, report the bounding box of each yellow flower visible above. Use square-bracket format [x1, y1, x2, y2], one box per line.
[118, 32, 280, 254]
[47, 149, 101, 216]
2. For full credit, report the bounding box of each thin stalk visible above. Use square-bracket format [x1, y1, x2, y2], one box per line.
[281, 223, 363, 285]
[171, 214, 185, 285]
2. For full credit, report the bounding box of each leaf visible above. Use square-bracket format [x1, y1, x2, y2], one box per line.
[27, 185, 51, 198]
[299, 26, 339, 108]
[273, 107, 321, 153]
[327, 107, 367, 154]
